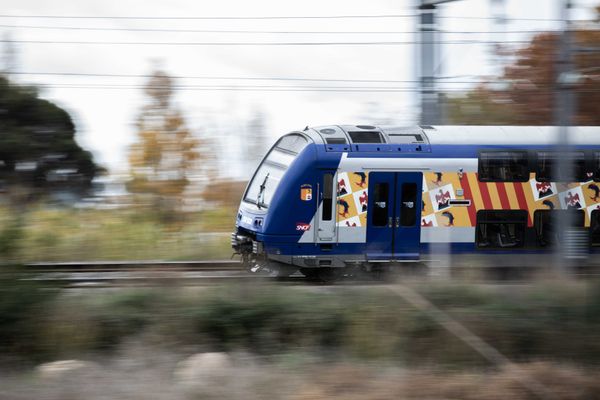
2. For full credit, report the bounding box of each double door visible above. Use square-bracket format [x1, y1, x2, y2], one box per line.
[366, 172, 422, 260]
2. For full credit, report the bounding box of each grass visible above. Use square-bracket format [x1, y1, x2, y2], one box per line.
[0, 205, 235, 262]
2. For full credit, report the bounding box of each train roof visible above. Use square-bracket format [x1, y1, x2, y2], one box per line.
[304, 125, 600, 147]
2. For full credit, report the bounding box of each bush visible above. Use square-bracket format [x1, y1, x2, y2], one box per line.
[0, 265, 59, 362]
[4, 282, 600, 368]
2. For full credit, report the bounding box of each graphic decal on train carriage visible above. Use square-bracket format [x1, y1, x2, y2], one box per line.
[422, 172, 471, 228]
[420, 171, 600, 228]
[336, 172, 369, 227]
[332, 169, 600, 231]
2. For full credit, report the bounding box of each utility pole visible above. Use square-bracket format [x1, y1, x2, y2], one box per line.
[554, 0, 585, 266]
[489, 0, 508, 72]
[418, 0, 461, 125]
[555, 0, 575, 133]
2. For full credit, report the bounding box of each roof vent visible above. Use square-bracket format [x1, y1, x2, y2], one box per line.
[420, 125, 435, 130]
[356, 125, 376, 130]
[326, 137, 347, 144]
[320, 128, 336, 134]
[348, 131, 384, 144]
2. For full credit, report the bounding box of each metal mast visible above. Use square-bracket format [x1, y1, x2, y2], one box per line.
[418, 0, 461, 125]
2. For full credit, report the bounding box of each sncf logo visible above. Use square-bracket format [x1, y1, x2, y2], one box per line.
[296, 223, 311, 231]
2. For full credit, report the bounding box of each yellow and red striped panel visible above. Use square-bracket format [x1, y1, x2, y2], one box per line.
[422, 172, 596, 228]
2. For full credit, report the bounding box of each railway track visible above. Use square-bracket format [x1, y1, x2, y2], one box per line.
[16, 260, 248, 288]
[3, 260, 598, 288]
[23, 259, 243, 273]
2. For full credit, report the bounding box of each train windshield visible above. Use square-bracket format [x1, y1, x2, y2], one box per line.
[244, 134, 310, 208]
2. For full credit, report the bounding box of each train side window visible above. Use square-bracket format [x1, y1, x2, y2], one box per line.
[594, 152, 600, 182]
[478, 151, 529, 182]
[372, 183, 389, 227]
[534, 210, 584, 247]
[400, 183, 417, 226]
[536, 151, 586, 182]
[591, 210, 600, 246]
[322, 173, 333, 221]
[476, 210, 527, 249]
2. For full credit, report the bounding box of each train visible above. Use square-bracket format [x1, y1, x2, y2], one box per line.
[231, 125, 600, 280]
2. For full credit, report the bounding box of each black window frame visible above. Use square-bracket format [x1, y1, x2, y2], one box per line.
[535, 151, 587, 182]
[400, 182, 418, 227]
[243, 133, 310, 208]
[372, 183, 389, 227]
[533, 209, 585, 247]
[593, 152, 600, 182]
[590, 209, 600, 247]
[321, 173, 334, 221]
[475, 210, 528, 249]
[477, 150, 530, 182]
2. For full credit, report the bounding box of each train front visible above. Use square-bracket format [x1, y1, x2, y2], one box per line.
[231, 132, 317, 274]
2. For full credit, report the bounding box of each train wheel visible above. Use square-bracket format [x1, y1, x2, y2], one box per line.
[316, 267, 343, 283]
[270, 264, 298, 278]
[300, 268, 319, 280]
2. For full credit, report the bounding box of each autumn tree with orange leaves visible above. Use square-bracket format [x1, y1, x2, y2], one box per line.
[128, 68, 203, 221]
[448, 5, 600, 125]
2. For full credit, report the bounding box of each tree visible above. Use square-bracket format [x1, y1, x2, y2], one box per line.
[0, 76, 99, 205]
[448, 7, 600, 125]
[127, 68, 202, 219]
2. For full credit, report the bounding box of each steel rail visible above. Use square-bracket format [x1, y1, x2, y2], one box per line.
[23, 260, 244, 273]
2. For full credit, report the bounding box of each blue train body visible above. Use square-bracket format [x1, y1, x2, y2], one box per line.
[231, 125, 600, 276]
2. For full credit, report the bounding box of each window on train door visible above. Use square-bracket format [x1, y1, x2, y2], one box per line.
[400, 183, 417, 226]
[591, 210, 600, 247]
[478, 151, 529, 182]
[372, 183, 389, 227]
[476, 210, 527, 249]
[322, 173, 333, 221]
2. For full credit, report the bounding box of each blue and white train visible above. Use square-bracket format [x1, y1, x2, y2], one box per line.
[231, 125, 600, 279]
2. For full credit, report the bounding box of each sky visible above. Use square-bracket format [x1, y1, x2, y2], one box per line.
[1, 0, 599, 178]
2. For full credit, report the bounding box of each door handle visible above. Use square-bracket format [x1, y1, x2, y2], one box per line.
[395, 217, 400, 228]
[388, 217, 393, 228]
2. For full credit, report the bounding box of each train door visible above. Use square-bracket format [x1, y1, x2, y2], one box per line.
[366, 172, 422, 260]
[394, 172, 422, 259]
[316, 171, 336, 241]
[366, 172, 396, 259]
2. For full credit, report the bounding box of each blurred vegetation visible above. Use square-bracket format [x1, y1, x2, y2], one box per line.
[128, 67, 215, 224]
[3, 282, 600, 368]
[0, 69, 245, 263]
[0, 75, 101, 204]
[0, 265, 59, 364]
[201, 180, 246, 209]
[448, 7, 600, 125]
[0, 205, 234, 262]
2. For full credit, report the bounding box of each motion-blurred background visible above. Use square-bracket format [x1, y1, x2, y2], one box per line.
[0, 0, 598, 263]
[1, 2, 600, 399]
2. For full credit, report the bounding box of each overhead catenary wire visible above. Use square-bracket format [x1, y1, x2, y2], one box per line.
[12, 71, 598, 86]
[0, 13, 594, 22]
[0, 39, 533, 46]
[0, 23, 577, 35]
[29, 83, 600, 93]
[7, 71, 540, 84]
[0, 13, 419, 20]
